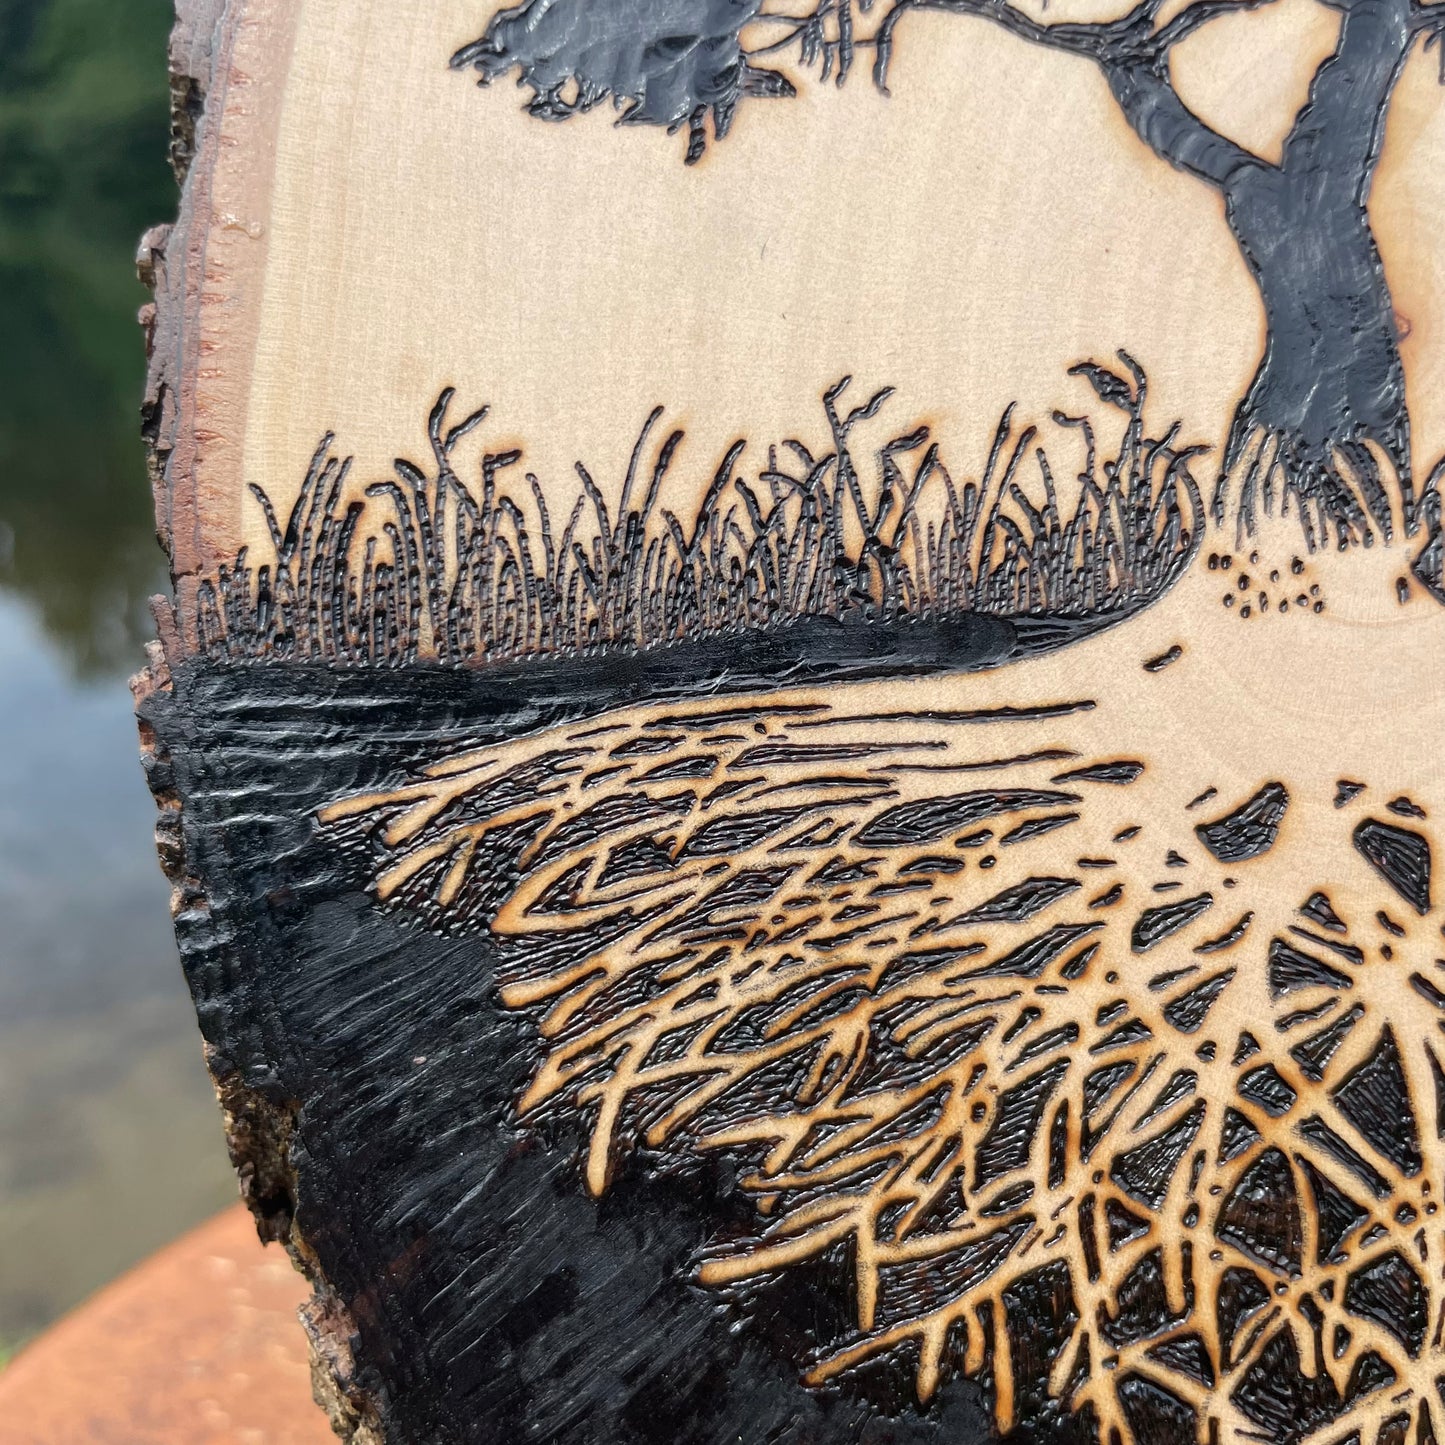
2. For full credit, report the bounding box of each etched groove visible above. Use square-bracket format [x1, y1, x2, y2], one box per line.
[1131, 892, 1214, 953]
[191, 366, 1203, 675]
[1194, 782, 1289, 863]
[320, 700, 1445, 1445]
[1353, 817, 1433, 916]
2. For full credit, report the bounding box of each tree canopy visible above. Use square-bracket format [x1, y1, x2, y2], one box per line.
[452, 0, 783, 162]
[454, 0, 1445, 590]
[454, 0, 1445, 169]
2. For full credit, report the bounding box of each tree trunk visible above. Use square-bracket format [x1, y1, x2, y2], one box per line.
[1219, 162, 1411, 546]
[1103, 0, 1424, 552]
[1211, 0, 1418, 549]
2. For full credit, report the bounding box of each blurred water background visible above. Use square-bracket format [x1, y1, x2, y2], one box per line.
[0, 0, 235, 1357]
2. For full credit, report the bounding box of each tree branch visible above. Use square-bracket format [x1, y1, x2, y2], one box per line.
[1104, 58, 1262, 187]
[1416, 0, 1445, 81]
[1154, 0, 1285, 50]
[1412, 0, 1445, 49]
[893, 0, 1266, 189]
[900, 0, 1155, 61]
[1279, 0, 1413, 184]
[775, 0, 1285, 79]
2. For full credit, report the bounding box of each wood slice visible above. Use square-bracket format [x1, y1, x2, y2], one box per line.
[137, 2, 1445, 1441]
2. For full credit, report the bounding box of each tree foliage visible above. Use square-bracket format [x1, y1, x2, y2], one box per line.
[454, 0, 1445, 166]
[452, 0, 790, 162]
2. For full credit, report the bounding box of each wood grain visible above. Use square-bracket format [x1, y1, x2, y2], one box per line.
[138, 3, 1445, 1441]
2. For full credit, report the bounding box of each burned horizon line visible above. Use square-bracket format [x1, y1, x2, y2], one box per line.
[189, 357, 1208, 689]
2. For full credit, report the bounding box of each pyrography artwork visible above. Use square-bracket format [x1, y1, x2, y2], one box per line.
[138, 1, 1445, 1442]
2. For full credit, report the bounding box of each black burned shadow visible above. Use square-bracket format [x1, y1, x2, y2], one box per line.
[304, 682, 1445, 1445]
[192, 359, 1203, 729]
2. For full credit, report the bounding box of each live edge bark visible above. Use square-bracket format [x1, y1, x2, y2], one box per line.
[135, 4, 382, 1438]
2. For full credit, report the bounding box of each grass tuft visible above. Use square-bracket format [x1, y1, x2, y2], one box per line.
[193, 355, 1205, 666]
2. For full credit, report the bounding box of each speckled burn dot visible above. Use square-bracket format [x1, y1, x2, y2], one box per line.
[1220, 552, 1323, 618]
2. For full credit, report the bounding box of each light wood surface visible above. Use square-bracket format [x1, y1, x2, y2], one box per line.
[138, 3, 1445, 1441]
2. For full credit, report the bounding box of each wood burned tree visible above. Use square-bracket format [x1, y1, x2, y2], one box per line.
[454, 0, 1445, 592]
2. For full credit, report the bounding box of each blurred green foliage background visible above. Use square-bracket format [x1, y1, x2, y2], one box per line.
[0, 0, 175, 674]
[0, 0, 237, 1356]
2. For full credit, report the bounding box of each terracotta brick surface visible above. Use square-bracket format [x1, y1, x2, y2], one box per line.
[0, 1205, 330, 1444]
